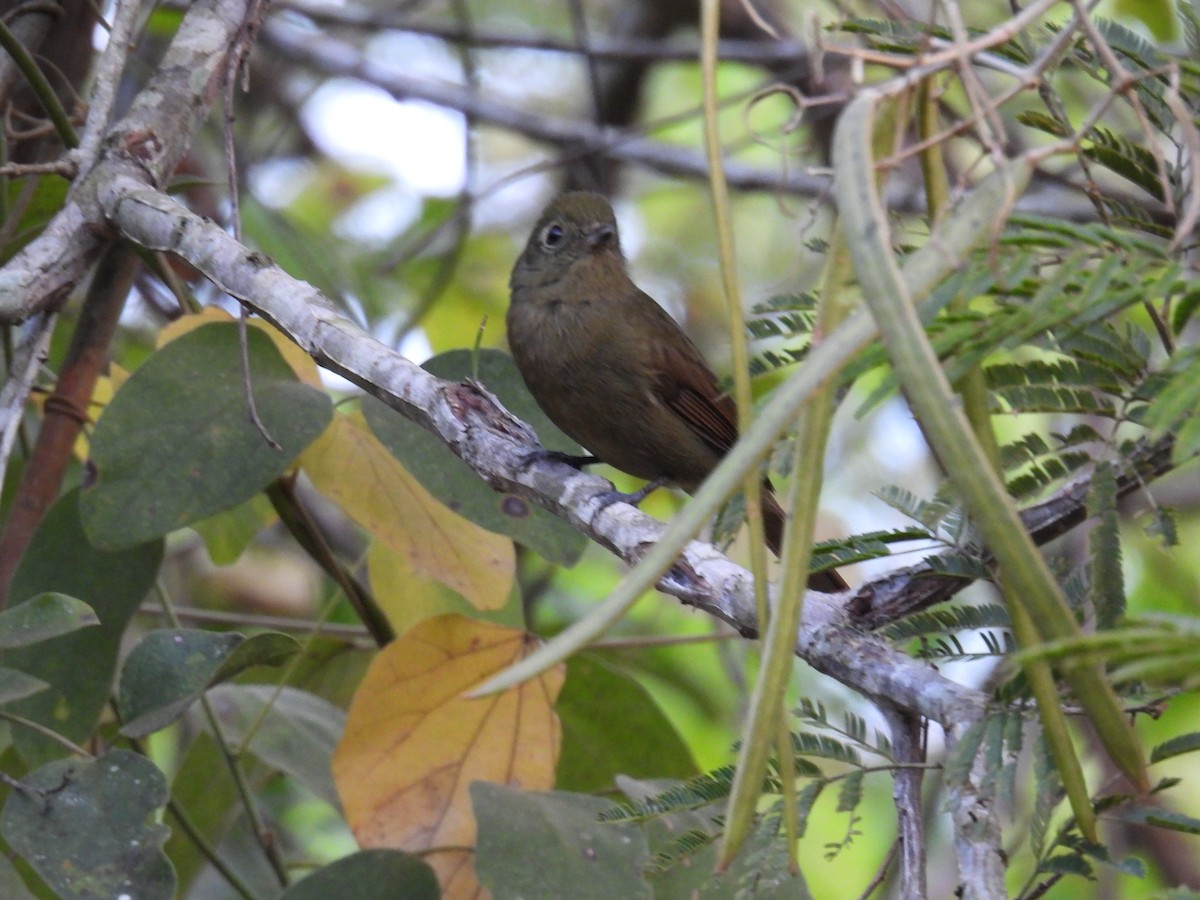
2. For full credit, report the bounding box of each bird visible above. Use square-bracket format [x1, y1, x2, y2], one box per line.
[507, 191, 846, 592]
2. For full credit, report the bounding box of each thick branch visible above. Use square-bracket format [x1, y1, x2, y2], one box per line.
[100, 175, 990, 731]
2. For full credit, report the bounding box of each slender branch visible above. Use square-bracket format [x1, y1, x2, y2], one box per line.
[276, 0, 812, 64]
[260, 17, 832, 196]
[880, 704, 926, 899]
[75, 0, 143, 167]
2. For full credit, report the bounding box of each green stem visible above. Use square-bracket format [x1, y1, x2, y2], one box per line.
[0, 19, 79, 149]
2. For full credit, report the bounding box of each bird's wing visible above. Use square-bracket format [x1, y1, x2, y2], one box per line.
[648, 322, 740, 458]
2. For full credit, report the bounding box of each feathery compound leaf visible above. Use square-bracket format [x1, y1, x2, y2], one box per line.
[836, 771, 864, 814]
[883, 603, 1011, 642]
[1144, 506, 1179, 547]
[600, 767, 736, 822]
[873, 486, 969, 542]
[1083, 127, 1172, 201]
[1142, 347, 1200, 464]
[642, 827, 719, 876]
[794, 780, 825, 839]
[790, 731, 862, 765]
[1031, 731, 1065, 857]
[1150, 733, 1200, 764]
[1087, 462, 1124, 629]
[942, 718, 987, 792]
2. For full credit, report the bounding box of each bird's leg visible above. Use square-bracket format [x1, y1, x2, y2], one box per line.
[520, 448, 600, 469]
[593, 477, 668, 511]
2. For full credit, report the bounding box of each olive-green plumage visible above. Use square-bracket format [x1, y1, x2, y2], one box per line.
[507, 192, 845, 592]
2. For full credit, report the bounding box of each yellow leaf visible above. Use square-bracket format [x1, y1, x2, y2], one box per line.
[333, 614, 563, 898]
[303, 412, 515, 615]
[368, 541, 522, 635]
[158, 308, 323, 387]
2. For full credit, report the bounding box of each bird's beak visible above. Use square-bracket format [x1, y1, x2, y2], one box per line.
[585, 224, 616, 251]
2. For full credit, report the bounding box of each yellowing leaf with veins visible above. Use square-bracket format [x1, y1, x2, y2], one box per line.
[158, 308, 323, 387]
[303, 411, 514, 614]
[333, 614, 563, 899]
[368, 540, 523, 635]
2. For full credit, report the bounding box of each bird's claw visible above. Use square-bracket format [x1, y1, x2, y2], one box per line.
[593, 477, 666, 511]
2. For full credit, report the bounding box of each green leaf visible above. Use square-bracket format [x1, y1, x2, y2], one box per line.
[202, 684, 345, 806]
[363, 348, 587, 565]
[0, 851, 37, 900]
[118, 629, 300, 738]
[0, 749, 174, 900]
[1112, 803, 1200, 835]
[1151, 732, 1200, 764]
[283, 850, 439, 900]
[1113, 0, 1181, 42]
[1088, 462, 1124, 629]
[616, 775, 814, 897]
[601, 767, 737, 822]
[472, 783, 651, 900]
[5, 490, 163, 766]
[0, 668, 48, 705]
[80, 322, 333, 549]
[555, 654, 696, 793]
[836, 770, 863, 813]
[0, 593, 97, 648]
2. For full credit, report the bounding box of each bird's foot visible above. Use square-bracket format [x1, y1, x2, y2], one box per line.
[520, 448, 599, 470]
[593, 477, 667, 511]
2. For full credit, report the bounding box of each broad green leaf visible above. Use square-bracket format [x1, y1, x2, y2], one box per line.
[203, 684, 345, 806]
[304, 411, 514, 614]
[555, 654, 696, 793]
[80, 322, 332, 549]
[0, 851, 36, 900]
[118, 629, 300, 738]
[472, 783, 651, 900]
[282, 849, 439, 900]
[0, 668, 48, 705]
[0, 749, 173, 900]
[160, 733, 238, 891]
[333, 614, 563, 897]
[0, 593, 97, 648]
[363, 348, 587, 565]
[158, 309, 325, 388]
[190, 493, 277, 565]
[1112, 0, 1180, 42]
[6, 490, 162, 765]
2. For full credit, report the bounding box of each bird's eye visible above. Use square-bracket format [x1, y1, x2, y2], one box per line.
[541, 223, 564, 249]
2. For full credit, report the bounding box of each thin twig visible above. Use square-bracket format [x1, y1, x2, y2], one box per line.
[75, 0, 142, 168]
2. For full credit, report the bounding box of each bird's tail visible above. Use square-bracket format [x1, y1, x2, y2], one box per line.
[762, 484, 848, 593]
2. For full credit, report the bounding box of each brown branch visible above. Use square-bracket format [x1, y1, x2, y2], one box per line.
[0, 244, 139, 603]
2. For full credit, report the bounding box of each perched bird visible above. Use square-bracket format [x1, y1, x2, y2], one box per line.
[507, 192, 845, 592]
